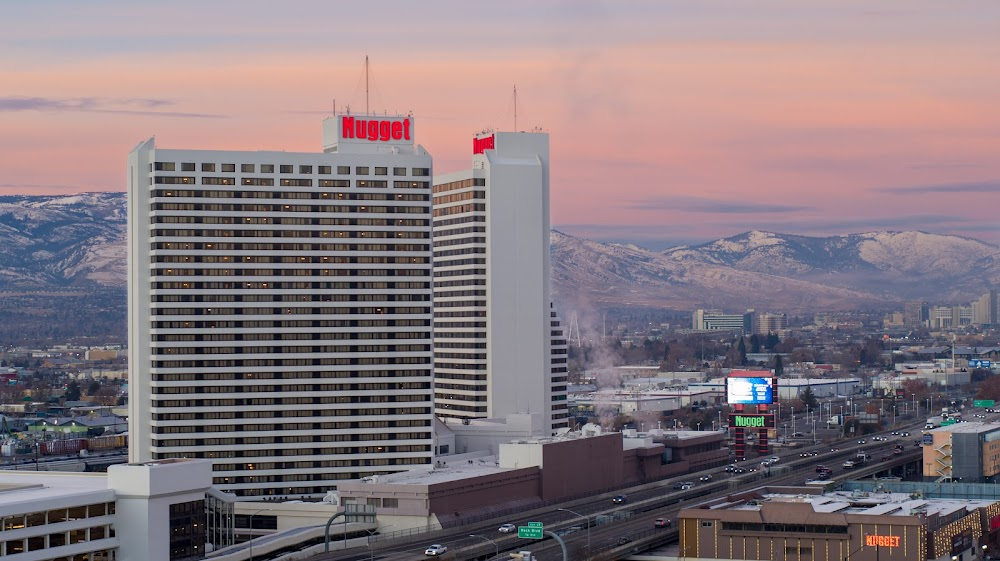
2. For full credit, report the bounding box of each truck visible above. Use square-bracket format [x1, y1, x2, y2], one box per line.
[925, 416, 943, 429]
[856, 452, 870, 463]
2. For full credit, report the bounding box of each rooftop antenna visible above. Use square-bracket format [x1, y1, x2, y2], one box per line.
[365, 55, 370, 115]
[513, 84, 517, 132]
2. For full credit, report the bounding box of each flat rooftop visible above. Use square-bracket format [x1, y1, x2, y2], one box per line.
[726, 490, 995, 517]
[931, 421, 1000, 434]
[354, 455, 510, 486]
[0, 471, 113, 513]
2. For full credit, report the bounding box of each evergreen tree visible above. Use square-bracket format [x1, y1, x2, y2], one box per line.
[749, 334, 761, 354]
[64, 381, 81, 402]
[765, 333, 780, 350]
[737, 337, 748, 366]
[773, 354, 784, 377]
[800, 385, 819, 410]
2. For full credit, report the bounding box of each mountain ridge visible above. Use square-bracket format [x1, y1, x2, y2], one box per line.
[0, 193, 995, 314]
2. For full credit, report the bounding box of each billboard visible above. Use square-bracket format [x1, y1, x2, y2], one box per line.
[727, 376, 774, 405]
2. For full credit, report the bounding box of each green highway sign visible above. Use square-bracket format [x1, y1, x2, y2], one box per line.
[974, 400, 995, 408]
[941, 419, 957, 426]
[518, 524, 544, 539]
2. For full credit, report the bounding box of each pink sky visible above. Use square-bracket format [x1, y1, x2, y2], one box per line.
[3, 0, 1000, 248]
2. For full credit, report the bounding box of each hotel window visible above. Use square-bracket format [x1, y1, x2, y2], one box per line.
[393, 167, 406, 176]
[181, 162, 196, 172]
[412, 168, 430, 176]
[280, 165, 293, 174]
[299, 165, 313, 174]
[222, 164, 236, 172]
[337, 166, 351, 174]
[201, 163, 216, 172]
[154, 162, 176, 171]
[318, 165, 332, 174]
[261, 164, 274, 173]
[241, 164, 255, 173]
[375, 167, 387, 176]
[356, 166, 369, 175]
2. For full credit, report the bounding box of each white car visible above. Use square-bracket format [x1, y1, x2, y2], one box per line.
[425, 544, 448, 556]
[498, 523, 517, 534]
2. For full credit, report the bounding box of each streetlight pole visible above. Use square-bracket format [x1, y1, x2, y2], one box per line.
[558, 507, 591, 555]
[469, 534, 499, 561]
[367, 526, 396, 561]
[248, 508, 272, 561]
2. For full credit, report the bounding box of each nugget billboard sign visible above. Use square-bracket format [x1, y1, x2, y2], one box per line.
[339, 116, 413, 145]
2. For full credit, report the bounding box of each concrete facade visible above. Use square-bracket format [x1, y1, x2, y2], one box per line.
[432, 131, 568, 435]
[127, 115, 436, 497]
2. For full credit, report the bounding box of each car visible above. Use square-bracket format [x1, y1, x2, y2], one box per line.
[617, 536, 633, 546]
[725, 464, 737, 472]
[830, 447, 840, 452]
[891, 431, 899, 435]
[612, 495, 628, 504]
[792, 432, 805, 437]
[699, 474, 713, 482]
[498, 523, 517, 534]
[654, 518, 672, 528]
[872, 436, 885, 441]
[857, 439, 866, 444]
[425, 544, 448, 556]
[768, 456, 780, 463]
[800, 451, 817, 457]
[816, 471, 831, 480]
[816, 465, 828, 473]
[901, 432, 910, 437]
[733, 467, 747, 474]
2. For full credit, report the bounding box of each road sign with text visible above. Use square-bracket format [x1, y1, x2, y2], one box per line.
[518, 523, 544, 539]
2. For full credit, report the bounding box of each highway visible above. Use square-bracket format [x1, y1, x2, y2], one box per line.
[305, 420, 926, 561]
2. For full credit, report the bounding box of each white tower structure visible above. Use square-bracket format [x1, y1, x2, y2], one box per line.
[127, 114, 436, 497]
[432, 131, 569, 435]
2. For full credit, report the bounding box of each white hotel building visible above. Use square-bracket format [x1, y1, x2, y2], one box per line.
[432, 131, 569, 434]
[127, 115, 436, 497]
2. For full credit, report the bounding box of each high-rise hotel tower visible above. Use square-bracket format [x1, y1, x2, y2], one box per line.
[127, 115, 435, 497]
[432, 131, 569, 434]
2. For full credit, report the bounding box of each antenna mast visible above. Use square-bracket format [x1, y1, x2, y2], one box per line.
[365, 55, 370, 115]
[513, 84, 517, 131]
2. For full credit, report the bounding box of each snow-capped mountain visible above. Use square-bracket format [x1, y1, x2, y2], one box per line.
[0, 193, 996, 315]
[0, 192, 127, 288]
[551, 229, 1000, 311]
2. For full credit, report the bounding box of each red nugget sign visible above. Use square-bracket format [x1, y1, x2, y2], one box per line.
[341, 116, 411, 142]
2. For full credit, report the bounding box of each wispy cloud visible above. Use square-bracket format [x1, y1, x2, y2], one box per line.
[622, 196, 814, 213]
[878, 180, 1000, 194]
[0, 96, 226, 118]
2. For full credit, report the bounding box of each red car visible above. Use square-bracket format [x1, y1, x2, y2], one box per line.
[654, 518, 672, 528]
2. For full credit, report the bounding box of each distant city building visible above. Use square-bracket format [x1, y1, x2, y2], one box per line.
[904, 300, 929, 328]
[973, 289, 999, 326]
[431, 130, 568, 435]
[127, 114, 436, 497]
[692, 309, 753, 333]
[755, 312, 787, 335]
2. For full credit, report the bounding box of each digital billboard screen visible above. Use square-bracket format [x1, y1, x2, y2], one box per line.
[727, 377, 774, 405]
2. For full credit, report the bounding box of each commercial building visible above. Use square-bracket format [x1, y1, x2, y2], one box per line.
[679, 486, 1000, 561]
[431, 131, 568, 435]
[692, 309, 754, 333]
[0, 458, 214, 561]
[923, 422, 1000, 483]
[127, 114, 436, 497]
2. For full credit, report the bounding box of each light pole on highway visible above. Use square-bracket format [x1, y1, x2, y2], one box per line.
[557, 507, 591, 554]
[367, 525, 396, 561]
[248, 508, 273, 561]
[469, 534, 499, 560]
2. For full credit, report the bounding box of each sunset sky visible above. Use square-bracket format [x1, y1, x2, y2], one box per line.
[3, 1, 999, 248]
